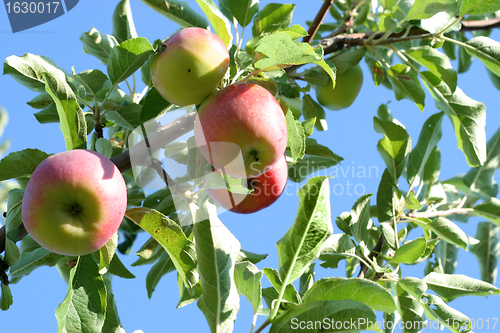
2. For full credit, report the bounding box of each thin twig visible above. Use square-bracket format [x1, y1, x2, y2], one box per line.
[407, 208, 473, 219]
[357, 234, 384, 279]
[302, 0, 334, 44]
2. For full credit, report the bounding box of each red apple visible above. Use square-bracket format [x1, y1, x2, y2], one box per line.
[151, 27, 230, 106]
[194, 82, 287, 178]
[22, 150, 127, 256]
[207, 154, 288, 214]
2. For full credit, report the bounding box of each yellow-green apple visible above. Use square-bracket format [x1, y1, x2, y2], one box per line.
[208, 154, 288, 214]
[194, 82, 287, 178]
[151, 27, 230, 106]
[22, 149, 127, 256]
[315, 64, 363, 110]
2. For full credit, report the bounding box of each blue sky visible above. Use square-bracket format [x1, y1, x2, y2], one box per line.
[1, 1, 500, 332]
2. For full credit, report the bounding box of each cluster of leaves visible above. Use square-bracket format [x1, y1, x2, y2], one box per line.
[1, 0, 500, 332]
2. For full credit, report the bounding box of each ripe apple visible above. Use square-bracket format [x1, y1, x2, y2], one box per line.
[315, 64, 363, 110]
[194, 82, 287, 178]
[150, 27, 230, 106]
[22, 149, 127, 256]
[207, 154, 288, 214]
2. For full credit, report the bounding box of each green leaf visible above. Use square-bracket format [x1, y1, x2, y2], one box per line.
[105, 103, 142, 130]
[218, 0, 234, 21]
[421, 293, 472, 333]
[140, 87, 173, 123]
[262, 267, 300, 304]
[423, 75, 486, 167]
[399, 277, 428, 300]
[146, 251, 175, 298]
[459, 0, 500, 16]
[403, 0, 458, 21]
[391, 238, 427, 264]
[387, 64, 426, 111]
[406, 46, 457, 93]
[269, 300, 378, 333]
[285, 108, 306, 162]
[464, 37, 500, 77]
[43, 73, 87, 150]
[178, 281, 203, 308]
[470, 222, 500, 284]
[301, 94, 327, 131]
[377, 169, 396, 223]
[27, 92, 54, 109]
[287, 138, 343, 183]
[9, 236, 65, 281]
[72, 69, 108, 97]
[55, 255, 107, 333]
[107, 37, 154, 85]
[101, 274, 124, 333]
[463, 126, 500, 197]
[427, 238, 459, 275]
[194, 202, 240, 333]
[473, 197, 500, 225]
[5, 188, 25, 235]
[252, 3, 294, 37]
[34, 103, 60, 124]
[195, 0, 233, 47]
[108, 253, 136, 279]
[349, 194, 373, 250]
[422, 272, 500, 302]
[235, 249, 268, 264]
[0, 149, 49, 182]
[80, 28, 119, 65]
[0, 284, 13, 311]
[95, 138, 113, 159]
[3, 54, 65, 92]
[139, 0, 209, 28]
[458, 34, 473, 73]
[411, 217, 469, 249]
[228, 0, 259, 27]
[234, 261, 263, 314]
[255, 32, 321, 70]
[423, 146, 441, 185]
[374, 117, 411, 182]
[302, 277, 397, 312]
[298, 263, 315, 297]
[125, 207, 198, 289]
[112, 0, 138, 43]
[98, 234, 118, 273]
[277, 177, 333, 283]
[397, 287, 427, 333]
[319, 233, 356, 269]
[4, 238, 20, 267]
[486, 66, 500, 90]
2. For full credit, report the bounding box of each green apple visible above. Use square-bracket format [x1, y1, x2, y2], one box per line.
[207, 154, 288, 214]
[151, 27, 230, 107]
[22, 149, 127, 256]
[194, 82, 287, 178]
[316, 64, 363, 110]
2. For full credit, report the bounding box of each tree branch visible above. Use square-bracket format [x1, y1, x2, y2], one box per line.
[302, 0, 334, 44]
[287, 17, 500, 75]
[111, 111, 197, 173]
